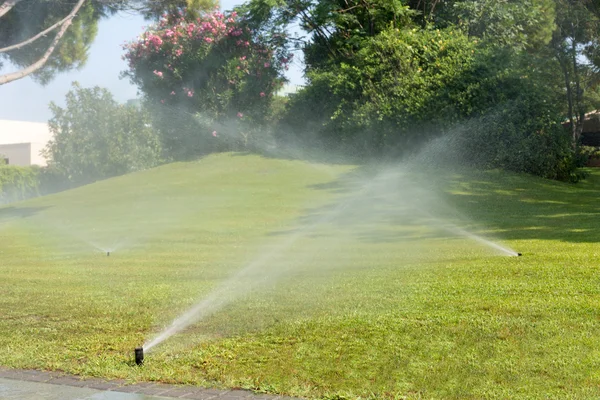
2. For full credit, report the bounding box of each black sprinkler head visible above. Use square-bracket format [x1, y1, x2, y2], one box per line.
[135, 347, 144, 365]
[517, 253, 522, 257]
[107, 251, 110, 257]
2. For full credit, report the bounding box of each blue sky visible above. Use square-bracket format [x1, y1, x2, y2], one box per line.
[0, 1, 305, 123]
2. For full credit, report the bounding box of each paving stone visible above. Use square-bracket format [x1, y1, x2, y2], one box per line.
[19, 369, 44, 376]
[133, 385, 173, 396]
[79, 378, 106, 387]
[204, 389, 230, 396]
[85, 380, 123, 390]
[112, 384, 144, 393]
[134, 381, 161, 388]
[220, 395, 253, 400]
[0, 371, 30, 381]
[160, 387, 199, 398]
[0, 377, 171, 400]
[0, 368, 304, 400]
[20, 373, 52, 383]
[181, 391, 220, 400]
[46, 376, 89, 387]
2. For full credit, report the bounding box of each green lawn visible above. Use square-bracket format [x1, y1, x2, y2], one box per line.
[1, 153, 600, 399]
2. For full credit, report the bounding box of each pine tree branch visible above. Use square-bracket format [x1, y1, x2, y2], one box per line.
[0, 12, 72, 53]
[0, 0, 86, 85]
[0, 0, 21, 18]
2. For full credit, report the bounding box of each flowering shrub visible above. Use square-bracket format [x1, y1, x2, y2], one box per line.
[123, 9, 292, 154]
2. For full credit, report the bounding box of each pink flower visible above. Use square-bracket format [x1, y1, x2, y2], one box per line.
[212, 131, 217, 137]
[160, 99, 165, 104]
[170, 91, 176, 95]
[153, 70, 164, 78]
[187, 89, 194, 97]
[240, 56, 246, 61]
[264, 62, 271, 68]
[204, 37, 213, 43]
[260, 92, 265, 97]
[237, 112, 243, 118]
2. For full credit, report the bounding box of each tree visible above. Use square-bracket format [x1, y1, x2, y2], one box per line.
[278, 26, 479, 155]
[123, 9, 292, 159]
[551, 0, 600, 146]
[429, 0, 557, 50]
[0, 0, 95, 85]
[0, 0, 215, 85]
[44, 82, 162, 184]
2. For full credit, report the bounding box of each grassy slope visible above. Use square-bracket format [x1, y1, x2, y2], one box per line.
[1, 153, 600, 399]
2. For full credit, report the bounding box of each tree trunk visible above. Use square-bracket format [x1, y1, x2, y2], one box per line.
[557, 53, 577, 146]
[570, 23, 584, 148]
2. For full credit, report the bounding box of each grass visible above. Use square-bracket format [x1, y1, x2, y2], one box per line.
[2, 153, 600, 399]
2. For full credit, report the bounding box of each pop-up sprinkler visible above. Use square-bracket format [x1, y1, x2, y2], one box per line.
[135, 347, 144, 365]
[107, 251, 110, 257]
[517, 253, 522, 256]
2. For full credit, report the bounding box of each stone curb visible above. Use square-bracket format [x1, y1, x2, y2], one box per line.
[0, 367, 301, 400]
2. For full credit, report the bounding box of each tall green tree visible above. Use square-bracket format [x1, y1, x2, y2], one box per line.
[44, 82, 162, 184]
[551, 0, 600, 146]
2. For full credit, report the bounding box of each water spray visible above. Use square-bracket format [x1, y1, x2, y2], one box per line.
[134, 347, 144, 365]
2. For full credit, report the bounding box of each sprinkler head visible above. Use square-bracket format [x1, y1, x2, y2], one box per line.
[107, 251, 110, 257]
[135, 347, 144, 365]
[517, 253, 522, 257]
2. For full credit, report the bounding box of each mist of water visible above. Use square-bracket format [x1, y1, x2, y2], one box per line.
[143, 154, 519, 352]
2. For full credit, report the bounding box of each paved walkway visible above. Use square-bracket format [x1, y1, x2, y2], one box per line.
[0, 368, 297, 400]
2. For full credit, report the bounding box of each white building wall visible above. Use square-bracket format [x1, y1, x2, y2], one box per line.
[0, 120, 52, 166]
[29, 142, 48, 166]
[0, 143, 32, 166]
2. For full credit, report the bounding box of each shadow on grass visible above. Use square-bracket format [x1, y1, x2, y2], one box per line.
[271, 164, 600, 245]
[0, 206, 50, 225]
[439, 169, 600, 243]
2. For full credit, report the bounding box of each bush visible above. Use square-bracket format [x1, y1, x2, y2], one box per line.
[453, 97, 583, 182]
[45, 83, 162, 185]
[123, 10, 292, 159]
[0, 165, 41, 204]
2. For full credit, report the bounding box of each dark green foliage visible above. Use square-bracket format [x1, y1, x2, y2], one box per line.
[279, 27, 478, 157]
[244, 0, 592, 181]
[455, 100, 582, 182]
[0, 165, 40, 204]
[431, 0, 556, 50]
[0, 165, 74, 205]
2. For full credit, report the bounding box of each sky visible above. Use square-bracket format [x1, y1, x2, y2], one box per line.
[0, 1, 305, 123]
